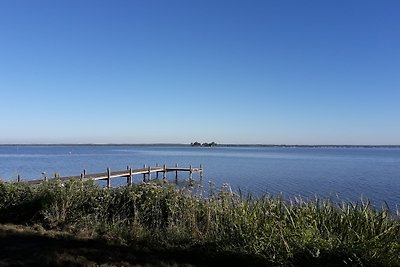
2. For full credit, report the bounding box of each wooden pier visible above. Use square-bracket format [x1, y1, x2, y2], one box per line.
[20, 164, 203, 187]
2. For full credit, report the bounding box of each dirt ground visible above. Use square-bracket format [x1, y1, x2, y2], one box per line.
[0, 224, 268, 267]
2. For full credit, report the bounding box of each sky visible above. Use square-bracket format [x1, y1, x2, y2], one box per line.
[0, 0, 399, 145]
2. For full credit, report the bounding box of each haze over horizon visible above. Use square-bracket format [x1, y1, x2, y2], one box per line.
[1, 1, 399, 145]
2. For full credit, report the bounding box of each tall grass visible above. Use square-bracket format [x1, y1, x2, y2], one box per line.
[0, 180, 399, 266]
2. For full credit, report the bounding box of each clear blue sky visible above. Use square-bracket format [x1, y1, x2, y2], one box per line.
[1, 0, 399, 145]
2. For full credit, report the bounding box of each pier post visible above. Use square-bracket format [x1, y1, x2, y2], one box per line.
[126, 166, 130, 184]
[17, 175, 20, 183]
[200, 164, 203, 180]
[80, 173, 83, 180]
[143, 164, 147, 182]
[148, 166, 151, 180]
[83, 169, 86, 177]
[128, 168, 133, 186]
[107, 168, 111, 188]
[189, 165, 193, 185]
[163, 164, 167, 181]
[156, 163, 159, 179]
[175, 163, 178, 184]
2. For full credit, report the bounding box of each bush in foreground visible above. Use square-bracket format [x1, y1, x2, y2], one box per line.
[0, 180, 399, 266]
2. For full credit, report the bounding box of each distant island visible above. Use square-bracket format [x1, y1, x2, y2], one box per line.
[190, 142, 217, 147]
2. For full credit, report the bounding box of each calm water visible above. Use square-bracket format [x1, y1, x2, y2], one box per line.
[1, 145, 400, 210]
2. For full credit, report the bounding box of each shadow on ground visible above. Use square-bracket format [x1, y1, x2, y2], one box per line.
[0, 225, 370, 267]
[0, 226, 269, 267]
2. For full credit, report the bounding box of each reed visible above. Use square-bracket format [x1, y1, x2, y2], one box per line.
[0, 180, 399, 266]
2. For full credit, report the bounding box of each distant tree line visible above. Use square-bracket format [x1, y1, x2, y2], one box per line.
[190, 142, 217, 147]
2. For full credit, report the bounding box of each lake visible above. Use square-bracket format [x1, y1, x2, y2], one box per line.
[1, 145, 399, 210]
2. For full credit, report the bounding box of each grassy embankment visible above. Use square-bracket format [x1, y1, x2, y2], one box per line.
[0, 180, 399, 266]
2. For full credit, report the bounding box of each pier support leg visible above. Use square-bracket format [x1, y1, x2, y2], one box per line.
[107, 168, 111, 188]
[148, 166, 151, 181]
[128, 168, 133, 186]
[163, 164, 167, 182]
[126, 166, 130, 184]
[143, 164, 147, 182]
[156, 164, 159, 179]
[175, 163, 178, 184]
[189, 165, 193, 185]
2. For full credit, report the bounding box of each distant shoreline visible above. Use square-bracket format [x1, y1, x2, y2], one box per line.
[1, 143, 400, 148]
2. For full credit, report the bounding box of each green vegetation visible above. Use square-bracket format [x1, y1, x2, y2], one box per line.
[0, 180, 399, 266]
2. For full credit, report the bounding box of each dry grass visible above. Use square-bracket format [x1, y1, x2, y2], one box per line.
[1, 180, 400, 266]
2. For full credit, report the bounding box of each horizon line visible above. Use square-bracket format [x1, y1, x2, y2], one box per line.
[0, 143, 400, 147]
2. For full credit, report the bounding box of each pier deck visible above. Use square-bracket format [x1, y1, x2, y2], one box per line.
[20, 165, 203, 187]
